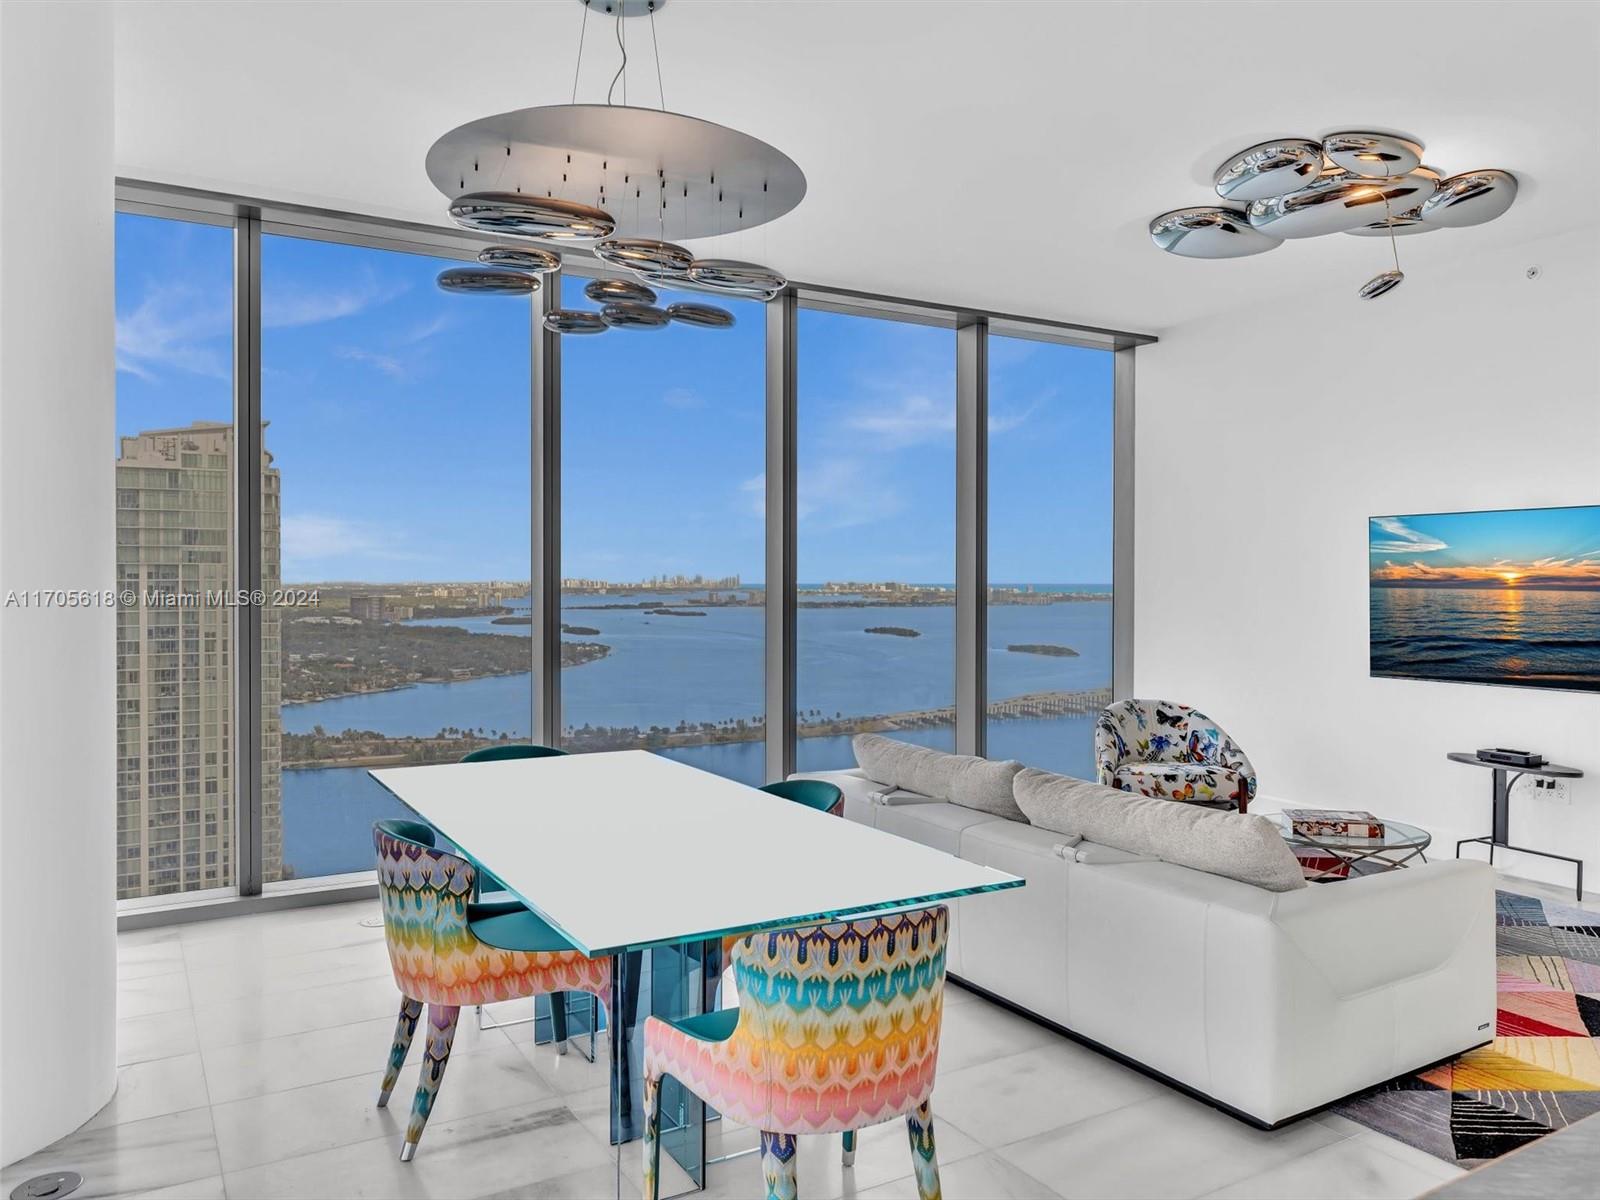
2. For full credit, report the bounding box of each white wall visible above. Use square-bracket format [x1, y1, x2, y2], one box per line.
[1136, 226, 1600, 888]
[0, 0, 119, 1165]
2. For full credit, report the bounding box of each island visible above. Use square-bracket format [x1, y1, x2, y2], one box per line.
[650, 608, 707, 617]
[490, 615, 531, 626]
[282, 617, 608, 704]
[1007, 643, 1079, 657]
[561, 623, 601, 636]
[866, 626, 921, 638]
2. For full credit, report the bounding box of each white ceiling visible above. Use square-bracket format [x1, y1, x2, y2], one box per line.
[113, 0, 1600, 335]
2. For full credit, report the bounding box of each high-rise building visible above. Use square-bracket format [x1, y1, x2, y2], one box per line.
[115, 421, 282, 898]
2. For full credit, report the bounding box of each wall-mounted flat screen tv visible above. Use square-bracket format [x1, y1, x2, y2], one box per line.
[1370, 504, 1600, 693]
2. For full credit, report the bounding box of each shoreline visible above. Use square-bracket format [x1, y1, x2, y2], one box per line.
[282, 686, 1113, 769]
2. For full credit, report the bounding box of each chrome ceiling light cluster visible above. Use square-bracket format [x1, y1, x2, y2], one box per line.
[1150, 130, 1518, 299]
[428, 0, 802, 333]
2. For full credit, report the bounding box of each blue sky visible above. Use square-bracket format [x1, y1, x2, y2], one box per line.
[116, 212, 1114, 584]
[1370, 508, 1600, 588]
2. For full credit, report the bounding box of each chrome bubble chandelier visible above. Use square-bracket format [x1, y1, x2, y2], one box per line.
[1150, 130, 1517, 300]
[428, 0, 803, 332]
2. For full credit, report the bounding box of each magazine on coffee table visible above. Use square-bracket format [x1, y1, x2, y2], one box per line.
[1283, 808, 1386, 839]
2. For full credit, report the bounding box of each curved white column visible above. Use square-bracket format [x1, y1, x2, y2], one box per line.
[0, 0, 118, 1166]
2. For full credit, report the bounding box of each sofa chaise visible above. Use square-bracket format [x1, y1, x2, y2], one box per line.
[793, 743, 1495, 1128]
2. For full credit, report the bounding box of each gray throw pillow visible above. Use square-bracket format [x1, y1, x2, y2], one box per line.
[1014, 767, 1306, 892]
[947, 756, 1025, 819]
[853, 733, 920, 791]
[852, 733, 1025, 820]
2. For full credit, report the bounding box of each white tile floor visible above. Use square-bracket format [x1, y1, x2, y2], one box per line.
[3, 895, 1489, 1200]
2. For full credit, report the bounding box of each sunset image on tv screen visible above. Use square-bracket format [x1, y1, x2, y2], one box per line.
[1369, 505, 1600, 692]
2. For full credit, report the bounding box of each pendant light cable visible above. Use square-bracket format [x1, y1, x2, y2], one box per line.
[571, 2, 589, 104]
[1380, 190, 1401, 274]
[608, 8, 627, 105]
[650, 6, 666, 111]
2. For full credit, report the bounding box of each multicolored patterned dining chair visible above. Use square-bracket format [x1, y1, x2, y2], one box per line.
[372, 818, 610, 1161]
[645, 907, 949, 1200]
[1094, 698, 1257, 812]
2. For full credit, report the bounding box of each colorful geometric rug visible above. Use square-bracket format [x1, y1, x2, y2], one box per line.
[1332, 890, 1600, 1165]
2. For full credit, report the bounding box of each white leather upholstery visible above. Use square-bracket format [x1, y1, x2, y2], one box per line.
[793, 768, 1496, 1126]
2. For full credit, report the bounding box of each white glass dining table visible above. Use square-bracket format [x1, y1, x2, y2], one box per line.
[370, 749, 1023, 1197]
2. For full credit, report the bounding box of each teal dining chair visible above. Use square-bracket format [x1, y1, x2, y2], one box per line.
[460, 742, 567, 766]
[455, 743, 592, 1053]
[711, 778, 848, 1014]
[460, 743, 566, 895]
[758, 778, 845, 815]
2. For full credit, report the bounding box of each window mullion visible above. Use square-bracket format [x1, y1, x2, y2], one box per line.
[956, 316, 988, 758]
[233, 210, 264, 896]
[765, 291, 798, 782]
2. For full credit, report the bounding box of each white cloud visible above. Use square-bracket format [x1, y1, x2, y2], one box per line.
[1370, 517, 1448, 554]
[281, 514, 424, 574]
[739, 473, 765, 519]
[337, 346, 408, 380]
[405, 312, 453, 344]
[989, 403, 1038, 435]
[843, 394, 953, 448]
[838, 390, 1037, 449]
[797, 458, 907, 529]
[663, 387, 706, 410]
[115, 283, 231, 381]
[262, 272, 399, 329]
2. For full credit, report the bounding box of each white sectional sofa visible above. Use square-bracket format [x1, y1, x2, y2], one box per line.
[793, 765, 1497, 1128]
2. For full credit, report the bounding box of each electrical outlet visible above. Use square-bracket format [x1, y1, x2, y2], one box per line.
[1525, 776, 1572, 805]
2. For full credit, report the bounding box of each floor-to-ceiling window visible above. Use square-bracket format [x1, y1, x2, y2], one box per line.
[985, 335, 1115, 778]
[114, 189, 1139, 913]
[114, 212, 239, 899]
[260, 233, 532, 881]
[794, 307, 958, 774]
[559, 274, 766, 784]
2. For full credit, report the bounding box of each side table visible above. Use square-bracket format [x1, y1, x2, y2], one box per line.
[1448, 752, 1585, 899]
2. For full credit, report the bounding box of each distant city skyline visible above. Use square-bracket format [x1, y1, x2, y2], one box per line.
[116, 212, 1115, 586]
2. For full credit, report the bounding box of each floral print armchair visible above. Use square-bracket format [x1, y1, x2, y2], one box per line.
[1095, 699, 1257, 812]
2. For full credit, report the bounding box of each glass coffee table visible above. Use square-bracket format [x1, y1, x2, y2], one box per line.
[1268, 813, 1432, 882]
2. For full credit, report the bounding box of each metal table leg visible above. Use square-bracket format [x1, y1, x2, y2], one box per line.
[1454, 769, 1585, 899]
[606, 943, 712, 1198]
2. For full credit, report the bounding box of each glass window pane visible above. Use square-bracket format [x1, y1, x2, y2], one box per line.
[795, 309, 957, 774]
[262, 234, 531, 881]
[115, 212, 237, 898]
[559, 276, 766, 784]
[985, 336, 1114, 779]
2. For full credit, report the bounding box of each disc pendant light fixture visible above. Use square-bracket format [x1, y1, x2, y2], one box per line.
[428, 0, 796, 335]
[1148, 207, 1282, 259]
[667, 301, 737, 328]
[478, 245, 562, 273]
[449, 194, 615, 241]
[601, 300, 672, 329]
[595, 237, 695, 276]
[1150, 128, 1516, 298]
[685, 259, 786, 300]
[436, 267, 542, 295]
[584, 277, 658, 304]
[545, 309, 609, 334]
